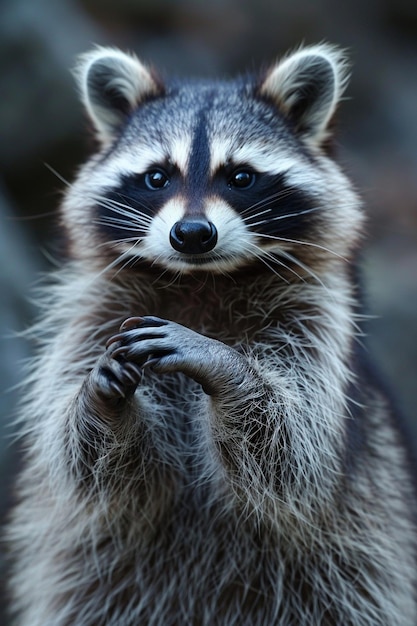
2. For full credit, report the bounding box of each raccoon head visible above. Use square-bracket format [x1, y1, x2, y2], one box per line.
[62, 44, 363, 278]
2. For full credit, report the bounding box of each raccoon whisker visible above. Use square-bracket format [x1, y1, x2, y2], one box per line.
[212, 261, 235, 281]
[202, 252, 237, 280]
[91, 196, 152, 223]
[247, 205, 322, 227]
[240, 207, 274, 222]
[262, 249, 307, 283]
[100, 204, 152, 223]
[112, 241, 143, 255]
[248, 238, 337, 296]
[240, 207, 273, 221]
[149, 256, 189, 287]
[95, 236, 143, 250]
[240, 187, 301, 217]
[248, 242, 308, 284]
[93, 217, 137, 230]
[102, 201, 153, 224]
[93, 197, 153, 225]
[93, 213, 149, 233]
[255, 233, 348, 262]
[245, 242, 291, 284]
[170, 269, 184, 286]
[44, 163, 72, 188]
[275, 248, 331, 293]
[93, 216, 149, 234]
[254, 239, 337, 296]
[103, 191, 157, 217]
[109, 242, 146, 276]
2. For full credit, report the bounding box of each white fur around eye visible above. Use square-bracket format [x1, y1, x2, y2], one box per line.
[209, 137, 301, 177]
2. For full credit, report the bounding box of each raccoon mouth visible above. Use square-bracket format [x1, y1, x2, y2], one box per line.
[175, 254, 219, 265]
[168, 250, 241, 271]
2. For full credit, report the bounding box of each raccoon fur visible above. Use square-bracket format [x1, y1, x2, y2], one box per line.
[6, 44, 417, 625]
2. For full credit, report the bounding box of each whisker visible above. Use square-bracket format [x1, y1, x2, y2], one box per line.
[110, 241, 146, 277]
[93, 197, 153, 224]
[153, 265, 182, 288]
[44, 163, 72, 188]
[240, 188, 298, 217]
[246, 205, 322, 227]
[275, 247, 330, 292]
[259, 247, 307, 283]
[102, 190, 156, 218]
[241, 207, 273, 222]
[95, 237, 142, 250]
[245, 241, 290, 284]
[255, 233, 348, 262]
[92, 216, 149, 233]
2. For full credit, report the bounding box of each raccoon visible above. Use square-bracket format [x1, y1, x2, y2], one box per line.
[6, 44, 417, 625]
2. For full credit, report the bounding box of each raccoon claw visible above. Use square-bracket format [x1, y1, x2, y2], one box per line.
[94, 366, 129, 400]
[119, 317, 145, 332]
[92, 343, 144, 402]
[107, 379, 126, 399]
[120, 362, 142, 385]
[120, 316, 167, 332]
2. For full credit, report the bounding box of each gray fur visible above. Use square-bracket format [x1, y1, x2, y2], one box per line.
[6, 44, 417, 625]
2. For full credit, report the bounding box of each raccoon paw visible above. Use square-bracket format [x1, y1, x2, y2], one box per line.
[91, 341, 144, 401]
[106, 316, 246, 395]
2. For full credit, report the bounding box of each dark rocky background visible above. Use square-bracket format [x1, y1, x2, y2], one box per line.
[1, 0, 416, 620]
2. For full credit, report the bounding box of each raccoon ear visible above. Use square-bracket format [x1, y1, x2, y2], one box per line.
[259, 44, 349, 147]
[75, 47, 162, 144]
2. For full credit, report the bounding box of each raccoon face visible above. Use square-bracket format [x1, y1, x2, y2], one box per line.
[63, 45, 362, 276]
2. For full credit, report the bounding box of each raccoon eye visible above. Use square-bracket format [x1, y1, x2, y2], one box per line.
[228, 170, 255, 189]
[145, 170, 170, 190]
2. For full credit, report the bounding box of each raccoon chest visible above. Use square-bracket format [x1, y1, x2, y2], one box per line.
[150, 279, 269, 343]
[139, 372, 208, 458]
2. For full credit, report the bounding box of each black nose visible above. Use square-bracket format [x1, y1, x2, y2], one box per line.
[169, 218, 218, 254]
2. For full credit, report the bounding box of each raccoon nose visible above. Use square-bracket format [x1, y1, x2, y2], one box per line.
[169, 218, 218, 254]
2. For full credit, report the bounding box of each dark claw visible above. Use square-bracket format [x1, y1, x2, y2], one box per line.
[108, 380, 126, 398]
[121, 367, 139, 385]
[106, 335, 122, 349]
[111, 346, 129, 360]
[123, 361, 143, 378]
[119, 317, 145, 332]
[120, 316, 168, 331]
[141, 357, 161, 370]
[141, 349, 175, 368]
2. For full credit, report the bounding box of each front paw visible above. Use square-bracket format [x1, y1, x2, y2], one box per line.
[91, 341, 144, 402]
[106, 316, 246, 395]
[108, 316, 200, 375]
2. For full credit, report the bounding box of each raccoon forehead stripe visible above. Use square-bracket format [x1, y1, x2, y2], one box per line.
[209, 138, 301, 175]
[187, 110, 211, 189]
[178, 106, 213, 215]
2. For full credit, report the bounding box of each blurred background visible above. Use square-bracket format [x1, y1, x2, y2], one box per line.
[1, 0, 416, 620]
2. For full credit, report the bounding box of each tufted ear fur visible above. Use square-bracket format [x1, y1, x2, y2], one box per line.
[259, 44, 349, 147]
[75, 47, 163, 144]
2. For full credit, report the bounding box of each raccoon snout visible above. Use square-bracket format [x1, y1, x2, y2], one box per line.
[169, 218, 218, 254]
